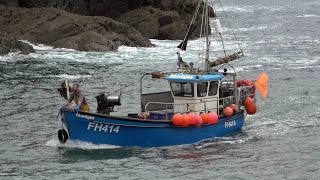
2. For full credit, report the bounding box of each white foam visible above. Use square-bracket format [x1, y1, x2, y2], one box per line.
[0, 52, 28, 61]
[52, 74, 92, 79]
[294, 59, 318, 65]
[195, 136, 250, 149]
[118, 45, 140, 53]
[45, 138, 120, 149]
[0, 172, 18, 176]
[297, 14, 320, 18]
[237, 26, 269, 32]
[215, 5, 283, 13]
[19, 40, 76, 52]
[214, 6, 255, 13]
[234, 64, 263, 72]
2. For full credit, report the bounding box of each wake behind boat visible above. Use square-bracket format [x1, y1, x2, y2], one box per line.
[56, 0, 268, 147]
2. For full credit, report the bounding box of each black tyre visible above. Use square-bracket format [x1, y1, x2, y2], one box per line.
[58, 129, 69, 143]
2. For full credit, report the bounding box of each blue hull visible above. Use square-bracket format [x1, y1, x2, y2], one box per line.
[60, 108, 245, 147]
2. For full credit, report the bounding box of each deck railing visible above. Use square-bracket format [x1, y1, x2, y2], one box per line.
[144, 96, 237, 120]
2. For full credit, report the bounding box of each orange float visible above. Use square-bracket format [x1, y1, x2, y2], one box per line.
[242, 79, 253, 86]
[181, 114, 191, 127]
[199, 112, 209, 124]
[244, 96, 256, 114]
[237, 79, 253, 87]
[236, 80, 241, 87]
[223, 107, 233, 116]
[195, 114, 203, 126]
[207, 111, 218, 124]
[172, 113, 183, 126]
[188, 112, 197, 125]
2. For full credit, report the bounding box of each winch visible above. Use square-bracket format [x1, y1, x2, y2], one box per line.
[96, 94, 121, 115]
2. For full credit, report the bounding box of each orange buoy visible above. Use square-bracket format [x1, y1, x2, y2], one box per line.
[199, 112, 209, 124]
[236, 80, 241, 87]
[223, 107, 233, 116]
[229, 104, 239, 112]
[244, 96, 256, 114]
[172, 113, 183, 126]
[195, 114, 203, 126]
[181, 114, 191, 127]
[241, 79, 253, 86]
[188, 112, 197, 125]
[207, 111, 218, 124]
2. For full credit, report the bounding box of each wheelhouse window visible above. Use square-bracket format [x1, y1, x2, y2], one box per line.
[208, 81, 219, 96]
[197, 82, 208, 97]
[170, 82, 194, 97]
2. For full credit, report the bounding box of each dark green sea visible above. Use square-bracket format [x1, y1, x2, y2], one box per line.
[1, 0, 319, 179]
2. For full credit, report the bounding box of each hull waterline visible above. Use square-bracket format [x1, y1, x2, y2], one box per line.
[60, 108, 245, 147]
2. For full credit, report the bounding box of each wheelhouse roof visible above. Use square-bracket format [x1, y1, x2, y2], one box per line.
[165, 72, 224, 83]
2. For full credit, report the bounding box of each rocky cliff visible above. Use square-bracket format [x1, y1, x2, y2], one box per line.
[0, 0, 203, 53]
[0, 0, 198, 18]
[0, 6, 151, 51]
[0, 32, 35, 55]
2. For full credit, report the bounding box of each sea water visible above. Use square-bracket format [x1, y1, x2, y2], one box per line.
[0, 0, 319, 179]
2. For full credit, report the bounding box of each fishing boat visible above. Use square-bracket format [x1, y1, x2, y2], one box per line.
[56, 0, 268, 147]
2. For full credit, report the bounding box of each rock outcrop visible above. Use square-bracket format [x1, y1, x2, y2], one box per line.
[117, 6, 199, 40]
[0, 0, 203, 40]
[0, 6, 151, 51]
[0, 1, 208, 52]
[0, 32, 35, 55]
[8, 0, 200, 18]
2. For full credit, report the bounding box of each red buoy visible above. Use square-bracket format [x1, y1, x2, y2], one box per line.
[200, 112, 209, 124]
[223, 107, 233, 116]
[241, 79, 253, 86]
[172, 113, 183, 126]
[236, 80, 241, 87]
[244, 96, 256, 114]
[195, 114, 203, 126]
[181, 114, 191, 127]
[188, 112, 197, 125]
[207, 111, 218, 124]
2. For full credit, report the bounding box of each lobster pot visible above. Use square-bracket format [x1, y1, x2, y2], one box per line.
[213, 19, 222, 34]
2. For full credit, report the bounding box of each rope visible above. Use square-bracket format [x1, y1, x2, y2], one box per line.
[217, 0, 243, 51]
[225, 63, 247, 79]
[208, 0, 248, 80]
[198, 0, 207, 70]
[180, 1, 202, 53]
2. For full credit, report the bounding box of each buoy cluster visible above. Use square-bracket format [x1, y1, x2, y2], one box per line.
[172, 112, 218, 126]
[237, 79, 253, 87]
[224, 98, 256, 116]
[223, 103, 239, 116]
[237, 79, 257, 115]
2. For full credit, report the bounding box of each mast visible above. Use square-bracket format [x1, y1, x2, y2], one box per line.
[204, 0, 210, 72]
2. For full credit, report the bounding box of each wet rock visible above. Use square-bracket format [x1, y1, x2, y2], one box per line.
[0, 32, 35, 55]
[0, 0, 19, 6]
[0, 6, 151, 51]
[0, 0, 205, 40]
[117, 6, 202, 40]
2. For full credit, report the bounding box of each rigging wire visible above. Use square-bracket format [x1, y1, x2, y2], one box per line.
[208, 0, 247, 79]
[198, 0, 207, 70]
[217, 0, 243, 51]
[180, 1, 202, 52]
[208, 1, 227, 56]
